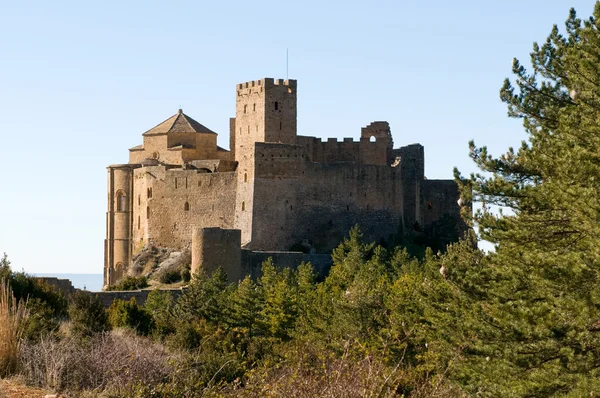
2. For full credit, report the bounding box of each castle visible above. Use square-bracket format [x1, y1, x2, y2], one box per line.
[104, 78, 462, 287]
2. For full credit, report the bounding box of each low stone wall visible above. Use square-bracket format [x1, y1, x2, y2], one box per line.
[36, 277, 76, 296]
[94, 288, 185, 307]
[241, 250, 332, 280]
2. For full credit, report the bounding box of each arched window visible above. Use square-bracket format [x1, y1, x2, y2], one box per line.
[242, 201, 246, 211]
[147, 188, 152, 198]
[184, 202, 190, 211]
[244, 173, 247, 183]
[138, 195, 140, 206]
[244, 104, 247, 114]
[114, 262, 125, 280]
[253, 103, 256, 112]
[274, 101, 279, 110]
[370, 136, 376, 142]
[116, 191, 126, 212]
[146, 206, 150, 219]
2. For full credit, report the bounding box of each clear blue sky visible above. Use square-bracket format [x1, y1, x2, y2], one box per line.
[0, 0, 594, 274]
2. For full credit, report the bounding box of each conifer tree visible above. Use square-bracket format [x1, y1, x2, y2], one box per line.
[454, 3, 600, 395]
[175, 267, 228, 326]
[229, 276, 261, 336]
[258, 259, 297, 339]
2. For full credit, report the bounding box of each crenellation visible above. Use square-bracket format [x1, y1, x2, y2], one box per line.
[104, 77, 464, 287]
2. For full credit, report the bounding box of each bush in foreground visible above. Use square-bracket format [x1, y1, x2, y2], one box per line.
[108, 298, 154, 335]
[19, 330, 171, 395]
[68, 290, 110, 337]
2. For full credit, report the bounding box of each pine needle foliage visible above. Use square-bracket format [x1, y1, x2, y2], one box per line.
[453, 2, 600, 395]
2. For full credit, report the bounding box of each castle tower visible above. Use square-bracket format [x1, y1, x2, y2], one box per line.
[232, 78, 297, 245]
[396, 144, 425, 231]
[104, 164, 134, 286]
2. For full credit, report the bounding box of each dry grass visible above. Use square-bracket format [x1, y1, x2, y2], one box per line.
[0, 280, 28, 377]
[0, 377, 51, 398]
[18, 329, 172, 396]
[213, 353, 467, 398]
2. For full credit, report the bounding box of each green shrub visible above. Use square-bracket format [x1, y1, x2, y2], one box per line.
[22, 298, 60, 341]
[68, 290, 110, 337]
[166, 323, 201, 351]
[106, 276, 149, 291]
[145, 290, 176, 338]
[157, 269, 181, 284]
[180, 265, 191, 283]
[108, 298, 153, 335]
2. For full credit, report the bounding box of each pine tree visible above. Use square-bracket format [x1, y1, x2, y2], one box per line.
[229, 276, 261, 336]
[175, 267, 228, 326]
[453, 3, 600, 395]
[258, 259, 297, 339]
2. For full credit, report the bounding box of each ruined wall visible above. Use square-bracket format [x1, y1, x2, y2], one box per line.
[131, 166, 237, 252]
[37, 277, 76, 296]
[249, 143, 404, 252]
[192, 227, 242, 281]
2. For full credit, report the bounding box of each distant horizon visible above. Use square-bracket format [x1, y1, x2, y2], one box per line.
[34, 272, 103, 276]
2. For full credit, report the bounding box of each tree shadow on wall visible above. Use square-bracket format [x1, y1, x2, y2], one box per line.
[388, 214, 462, 259]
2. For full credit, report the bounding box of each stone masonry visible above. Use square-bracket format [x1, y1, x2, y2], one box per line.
[104, 78, 463, 287]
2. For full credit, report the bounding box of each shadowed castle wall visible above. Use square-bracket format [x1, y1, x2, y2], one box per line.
[422, 179, 462, 228]
[247, 143, 404, 252]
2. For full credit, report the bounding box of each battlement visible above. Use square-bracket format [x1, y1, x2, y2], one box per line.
[237, 78, 297, 90]
[307, 136, 385, 144]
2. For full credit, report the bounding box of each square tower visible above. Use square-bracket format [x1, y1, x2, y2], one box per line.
[233, 78, 297, 246]
[234, 78, 297, 156]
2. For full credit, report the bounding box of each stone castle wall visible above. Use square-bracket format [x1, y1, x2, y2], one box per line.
[248, 142, 404, 252]
[131, 166, 237, 254]
[190, 227, 333, 282]
[192, 227, 242, 281]
[104, 77, 464, 287]
[422, 179, 462, 228]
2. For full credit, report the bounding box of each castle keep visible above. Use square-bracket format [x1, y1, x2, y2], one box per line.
[104, 78, 462, 287]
